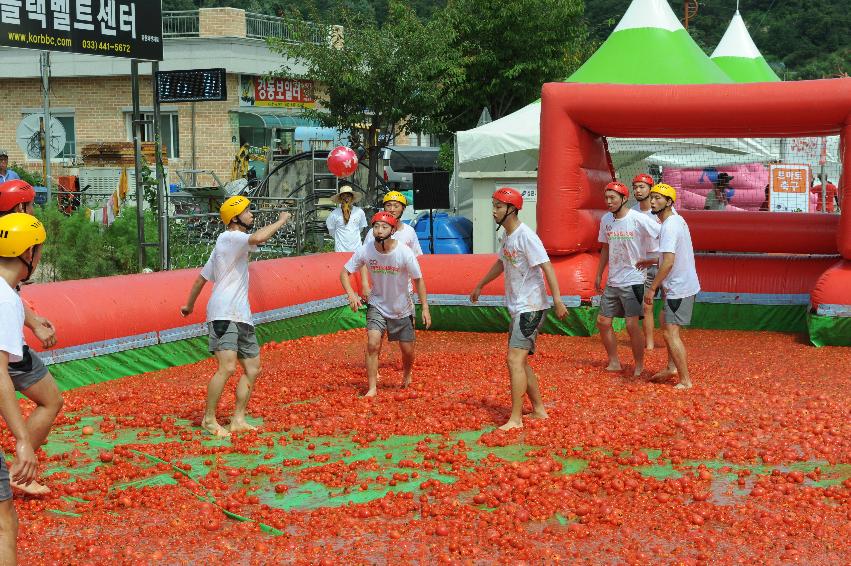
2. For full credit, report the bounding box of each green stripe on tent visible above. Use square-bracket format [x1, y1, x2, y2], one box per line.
[568, 29, 732, 85]
[713, 56, 781, 83]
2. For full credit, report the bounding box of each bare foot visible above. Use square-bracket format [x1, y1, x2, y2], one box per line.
[362, 388, 377, 398]
[498, 419, 523, 431]
[11, 478, 50, 496]
[645, 344, 654, 351]
[402, 375, 411, 388]
[229, 420, 258, 433]
[674, 380, 693, 390]
[201, 419, 231, 437]
[529, 409, 548, 420]
[633, 366, 644, 378]
[648, 368, 678, 383]
[605, 362, 623, 372]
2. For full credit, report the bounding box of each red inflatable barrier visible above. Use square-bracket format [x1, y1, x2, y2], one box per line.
[538, 79, 851, 258]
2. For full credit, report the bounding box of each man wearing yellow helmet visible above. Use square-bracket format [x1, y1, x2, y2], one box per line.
[360, 191, 423, 298]
[0, 213, 46, 562]
[180, 197, 291, 437]
[0, 182, 63, 496]
[637, 184, 700, 389]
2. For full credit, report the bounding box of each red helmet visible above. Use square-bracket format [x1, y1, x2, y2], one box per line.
[492, 187, 523, 210]
[0, 180, 36, 212]
[371, 211, 398, 228]
[632, 174, 654, 187]
[605, 181, 629, 198]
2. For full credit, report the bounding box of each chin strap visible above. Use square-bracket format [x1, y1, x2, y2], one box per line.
[19, 257, 34, 282]
[233, 217, 254, 231]
[495, 206, 517, 232]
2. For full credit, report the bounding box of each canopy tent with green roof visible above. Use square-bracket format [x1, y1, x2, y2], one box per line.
[711, 10, 781, 83]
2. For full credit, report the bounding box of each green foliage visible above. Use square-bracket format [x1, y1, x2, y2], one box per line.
[268, 0, 462, 192]
[438, 0, 590, 130]
[9, 165, 43, 187]
[438, 141, 454, 174]
[34, 205, 159, 282]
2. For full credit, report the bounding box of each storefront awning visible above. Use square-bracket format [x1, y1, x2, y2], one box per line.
[232, 110, 318, 129]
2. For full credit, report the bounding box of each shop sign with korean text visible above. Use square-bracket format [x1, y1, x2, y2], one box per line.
[239, 75, 315, 109]
[769, 164, 810, 213]
[0, 1, 162, 60]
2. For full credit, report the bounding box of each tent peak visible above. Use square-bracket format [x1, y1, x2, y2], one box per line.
[614, 0, 683, 33]
[711, 10, 762, 59]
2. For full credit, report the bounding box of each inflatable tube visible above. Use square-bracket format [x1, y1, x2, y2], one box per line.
[811, 260, 851, 313]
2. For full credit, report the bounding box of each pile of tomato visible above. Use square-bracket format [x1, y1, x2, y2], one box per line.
[11, 329, 851, 564]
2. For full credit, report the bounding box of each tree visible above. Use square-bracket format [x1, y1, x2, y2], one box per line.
[268, 1, 462, 193]
[437, 0, 590, 132]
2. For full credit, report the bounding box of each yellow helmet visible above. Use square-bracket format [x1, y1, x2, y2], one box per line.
[382, 191, 408, 206]
[0, 213, 46, 257]
[220, 196, 250, 225]
[650, 183, 677, 203]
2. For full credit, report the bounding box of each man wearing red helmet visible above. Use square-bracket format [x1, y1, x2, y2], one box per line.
[341, 211, 430, 397]
[0, 180, 63, 495]
[470, 187, 567, 431]
[595, 181, 660, 378]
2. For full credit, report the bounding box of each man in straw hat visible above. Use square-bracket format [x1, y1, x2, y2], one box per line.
[326, 185, 368, 252]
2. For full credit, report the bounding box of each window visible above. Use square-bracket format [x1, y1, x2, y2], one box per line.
[126, 113, 180, 159]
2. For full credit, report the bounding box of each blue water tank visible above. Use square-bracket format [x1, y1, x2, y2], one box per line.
[414, 212, 472, 254]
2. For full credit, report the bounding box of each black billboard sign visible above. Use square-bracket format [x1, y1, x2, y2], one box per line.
[156, 68, 228, 103]
[0, 1, 163, 61]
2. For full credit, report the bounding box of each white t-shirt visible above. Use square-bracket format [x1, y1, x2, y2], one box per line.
[598, 208, 660, 287]
[200, 230, 258, 324]
[344, 242, 422, 319]
[0, 282, 25, 363]
[326, 206, 367, 252]
[658, 215, 701, 299]
[363, 222, 423, 256]
[499, 224, 550, 317]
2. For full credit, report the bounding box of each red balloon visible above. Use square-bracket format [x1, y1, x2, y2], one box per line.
[327, 146, 359, 177]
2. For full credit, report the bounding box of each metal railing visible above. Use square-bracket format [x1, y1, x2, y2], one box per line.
[245, 12, 328, 44]
[162, 10, 200, 37]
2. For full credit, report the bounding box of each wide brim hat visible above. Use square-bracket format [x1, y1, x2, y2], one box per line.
[331, 185, 363, 204]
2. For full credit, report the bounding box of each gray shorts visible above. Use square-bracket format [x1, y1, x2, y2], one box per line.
[508, 310, 547, 354]
[664, 295, 696, 326]
[645, 265, 661, 297]
[600, 284, 645, 319]
[366, 305, 415, 342]
[0, 455, 9, 501]
[8, 346, 49, 392]
[208, 320, 260, 359]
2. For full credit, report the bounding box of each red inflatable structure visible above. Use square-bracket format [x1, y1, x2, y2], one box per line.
[537, 79, 851, 329]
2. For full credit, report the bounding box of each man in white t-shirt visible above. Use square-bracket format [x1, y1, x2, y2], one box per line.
[341, 211, 431, 397]
[181, 196, 291, 436]
[631, 173, 660, 350]
[361, 191, 423, 297]
[638, 184, 700, 389]
[326, 185, 367, 252]
[0, 180, 63, 496]
[595, 181, 660, 378]
[470, 187, 567, 431]
[0, 213, 45, 563]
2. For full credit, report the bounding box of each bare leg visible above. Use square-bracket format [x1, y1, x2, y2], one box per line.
[398, 340, 415, 387]
[596, 315, 622, 371]
[625, 316, 645, 377]
[230, 355, 261, 432]
[0, 500, 18, 566]
[663, 324, 692, 389]
[500, 347, 530, 431]
[364, 329, 383, 397]
[11, 374, 63, 495]
[524, 364, 547, 419]
[649, 308, 677, 382]
[203, 350, 236, 437]
[643, 300, 655, 350]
